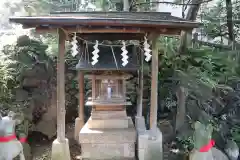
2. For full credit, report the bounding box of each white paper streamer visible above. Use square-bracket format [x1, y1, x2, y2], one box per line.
[71, 32, 78, 57]
[144, 36, 152, 62]
[121, 41, 129, 66]
[91, 40, 99, 65]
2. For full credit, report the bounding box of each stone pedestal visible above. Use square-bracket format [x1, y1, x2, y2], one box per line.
[51, 138, 71, 160]
[74, 117, 84, 140]
[136, 116, 163, 160]
[79, 110, 136, 159]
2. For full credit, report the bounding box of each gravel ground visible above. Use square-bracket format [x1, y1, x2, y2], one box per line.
[31, 140, 81, 160]
[31, 123, 81, 160]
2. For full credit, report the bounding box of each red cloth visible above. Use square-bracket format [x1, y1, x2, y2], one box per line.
[0, 134, 17, 142]
[0, 135, 27, 143]
[19, 137, 27, 143]
[199, 139, 215, 152]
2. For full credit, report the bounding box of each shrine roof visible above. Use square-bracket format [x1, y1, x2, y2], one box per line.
[9, 12, 200, 32]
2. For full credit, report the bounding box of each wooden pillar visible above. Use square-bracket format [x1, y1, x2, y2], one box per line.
[137, 50, 144, 116]
[150, 36, 159, 129]
[57, 28, 66, 142]
[74, 71, 85, 140]
[122, 79, 126, 100]
[92, 75, 96, 99]
[78, 71, 84, 121]
[116, 80, 119, 96]
[96, 80, 100, 98]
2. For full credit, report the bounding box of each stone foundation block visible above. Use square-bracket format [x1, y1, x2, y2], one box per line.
[138, 134, 149, 149]
[145, 129, 163, 160]
[74, 117, 84, 141]
[79, 118, 136, 143]
[87, 117, 129, 129]
[136, 126, 163, 160]
[138, 148, 146, 160]
[91, 111, 127, 119]
[51, 138, 71, 160]
[81, 143, 135, 159]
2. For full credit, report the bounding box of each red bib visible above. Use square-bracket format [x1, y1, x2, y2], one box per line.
[0, 134, 17, 142]
[199, 139, 215, 152]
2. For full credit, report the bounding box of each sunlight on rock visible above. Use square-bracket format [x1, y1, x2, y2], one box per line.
[75, 155, 82, 160]
[170, 149, 180, 153]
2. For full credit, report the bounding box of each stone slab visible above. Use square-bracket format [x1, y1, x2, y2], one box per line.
[81, 143, 135, 159]
[79, 118, 136, 144]
[87, 117, 129, 129]
[91, 111, 127, 119]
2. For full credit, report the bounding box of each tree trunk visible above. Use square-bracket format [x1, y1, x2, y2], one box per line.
[226, 0, 234, 47]
[175, 86, 188, 132]
[179, 0, 203, 53]
[176, 0, 202, 134]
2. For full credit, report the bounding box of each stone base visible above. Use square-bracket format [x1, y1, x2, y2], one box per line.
[74, 117, 85, 141]
[91, 110, 127, 119]
[79, 118, 136, 159]
[87, 117, 129, 129]
[79, 118, 136, 143]
[51, 138, 71, 160]
[81, 143, 135, 159]
[135, 116, 163, 160]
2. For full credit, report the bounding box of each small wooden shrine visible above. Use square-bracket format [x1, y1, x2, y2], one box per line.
[9, 11, 200, 160]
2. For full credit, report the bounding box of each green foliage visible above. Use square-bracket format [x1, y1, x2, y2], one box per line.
[0, 36, 50, 111]
[157, 36, 239, 105]
[201, 0, 240, 43]
[231, 125, 240, 145]
[176, 136, 194, 152]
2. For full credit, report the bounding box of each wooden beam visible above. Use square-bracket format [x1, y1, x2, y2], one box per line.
[57, 28, 66, 142]
[85, 74, 131, 80]
[35, 27, 182, 36]
[74, 33, 145, 40]
[35, 27, 144, 34]
[150, 35, 159, 130]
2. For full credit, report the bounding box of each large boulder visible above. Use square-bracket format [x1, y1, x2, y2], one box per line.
[33, 90, 57, 139]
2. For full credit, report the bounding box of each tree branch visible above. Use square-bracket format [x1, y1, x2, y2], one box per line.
[131, 0, 213, 8]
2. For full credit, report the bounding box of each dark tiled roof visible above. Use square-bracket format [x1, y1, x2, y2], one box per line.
[9, 11, 200, 30]
[50, 12, 188, 22]
[76, 44, 140, 71]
